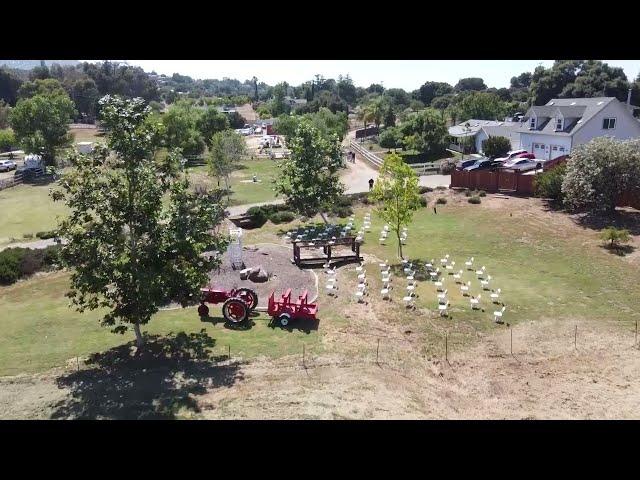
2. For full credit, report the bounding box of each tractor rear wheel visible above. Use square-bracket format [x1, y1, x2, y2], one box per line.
[235, 288, 258, 310]
[198, 304, 210, 318]
[222, 298, 249, 324]
[278, 313, 291, 327]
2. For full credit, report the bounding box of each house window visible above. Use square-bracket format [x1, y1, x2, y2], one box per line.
[552, 146, 558, 151]
[603, 118, 616, 129]
[556, 118, 563, 131]
[559, 147, 565, 152]
[530, 118, 536, 129]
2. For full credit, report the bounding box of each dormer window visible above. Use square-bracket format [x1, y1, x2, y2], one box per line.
[555, 118, 563, 131]
[603, 118, 616, 129]
[529, 118, 536, 129]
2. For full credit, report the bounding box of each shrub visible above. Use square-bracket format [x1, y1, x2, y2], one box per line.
[368, 145, 373, 150]
[468, 196, 481, 204]
[600, 227, 631, 249]
[439, 159, 457, 175]
[534, 163, 567, 204]
[435, 186, 447, 190]
[419, 196, 428, 207]
[23, 233, 34, 239]
[333, 206, 353, 218]
[464, 189, 472, 197]
[436, 197, 447, 205]
[245, 206, 268, 227]
[270, 211, 296, 224]
[481, 136, 511, 158]
[36, 230, 58, 239]
[419, 186, 433, 194]
[478, 190, 487, 197]
[335, 195, 353, 208]
[0, 248, 23, 285]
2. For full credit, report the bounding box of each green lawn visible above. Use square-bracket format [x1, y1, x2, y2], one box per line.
[355, 200, 640, 329]
[0, 270, 320, 376]
[0, 184, 69, 244]
[188, 157, 280, 206]
[2, 192, 639, 376]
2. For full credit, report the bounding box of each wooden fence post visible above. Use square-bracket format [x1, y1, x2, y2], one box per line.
[228, 344, 231, 360]
[445, 332, 448, 362]
[574, 325, 577, 350]
[376, 338, 380, 365]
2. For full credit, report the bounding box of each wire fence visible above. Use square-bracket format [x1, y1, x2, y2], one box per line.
[194, 314, 639, 375]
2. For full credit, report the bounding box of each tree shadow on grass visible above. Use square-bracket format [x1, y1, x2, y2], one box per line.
[50, 329, 244, 420]
[570, 208, 640, 236]
[602, 244, 636, 257]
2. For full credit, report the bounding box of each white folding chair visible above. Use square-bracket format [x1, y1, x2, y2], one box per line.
[494, 306, 506, 322]
[490, 288, 502, 303]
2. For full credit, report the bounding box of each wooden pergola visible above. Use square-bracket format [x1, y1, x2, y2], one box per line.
[291, 236, 362, 267]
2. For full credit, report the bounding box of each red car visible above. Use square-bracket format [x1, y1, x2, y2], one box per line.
[516, 153, 536, 159]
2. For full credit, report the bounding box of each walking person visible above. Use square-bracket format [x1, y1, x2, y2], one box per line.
[368, 178, 374, 191]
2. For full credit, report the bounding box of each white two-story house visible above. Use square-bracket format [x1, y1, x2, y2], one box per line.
[518, 97, 640, 160]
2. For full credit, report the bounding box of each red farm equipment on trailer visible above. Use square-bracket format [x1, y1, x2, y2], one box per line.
[198, 287, 258, 323]
[267, 288, 318, 326]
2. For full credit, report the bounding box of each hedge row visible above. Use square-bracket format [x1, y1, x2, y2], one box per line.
[0, 245, 62, 285]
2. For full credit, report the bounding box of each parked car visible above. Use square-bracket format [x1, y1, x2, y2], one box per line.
[501, 158, 536, 169]
[494, 149, 528, 164]
[504, 160, 544, 172]
[0, 160, 17, 172]
[463, 157, 505, 171]
[456, 159, 477, 170]
[516, 152, 536, 160]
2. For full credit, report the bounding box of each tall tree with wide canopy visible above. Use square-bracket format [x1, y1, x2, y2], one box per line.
[52, 95, 228, 347]
[369, 153, 421, 259]
[562, 137, 640, 214]
[9, 91, 75, 165]
[273, 119, 344, 221]
[207, 129, 247, 199]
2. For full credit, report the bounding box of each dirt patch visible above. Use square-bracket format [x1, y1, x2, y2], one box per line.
[207, 243, 317, 307]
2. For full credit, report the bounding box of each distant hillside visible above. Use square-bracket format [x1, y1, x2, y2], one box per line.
[0, 60, 79, 70]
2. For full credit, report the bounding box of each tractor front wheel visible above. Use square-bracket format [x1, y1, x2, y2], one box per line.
[222, 298, 249, 324]
[198, 303, 210, 318]
[278, 313, 291, 327]
[235, 288, 258, 311]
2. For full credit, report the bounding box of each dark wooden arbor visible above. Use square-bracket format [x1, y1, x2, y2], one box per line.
[292, 236, 362, 267]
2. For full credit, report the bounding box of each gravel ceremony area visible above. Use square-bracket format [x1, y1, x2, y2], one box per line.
[206, 243, 318, 307]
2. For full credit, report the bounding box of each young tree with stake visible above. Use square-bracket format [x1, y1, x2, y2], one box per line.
[52, 95, 228, 347]
[369, 153, 421, 259]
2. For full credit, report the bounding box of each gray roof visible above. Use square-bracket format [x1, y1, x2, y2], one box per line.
[449, 119, 520, 137]
[519, 97, 616, 136]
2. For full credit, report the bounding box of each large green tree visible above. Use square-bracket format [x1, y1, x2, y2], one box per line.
[9, 92, 75, 164]
[454, 77, 487, 92]
[369, 153, 421, 259]
[273, 119, 344, 221]
[162, 102, 205, 157]
[399, 108, 448, 156]
[0, 67, 23, 105]
[414, 81, 453, 106]
[455, 91, 507, 121]
[562, 137, 640, 214]
[52, 95, 228, 347]
[0, 100, 10, 129]
[18, 78, 68, 100]
[196, 108, 229, 147]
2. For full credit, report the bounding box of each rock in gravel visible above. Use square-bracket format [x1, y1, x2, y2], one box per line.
[248, 267, 269, 283]
[239, 268, 252, 280]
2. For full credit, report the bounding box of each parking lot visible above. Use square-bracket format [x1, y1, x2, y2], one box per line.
[0, 153, 24, 181]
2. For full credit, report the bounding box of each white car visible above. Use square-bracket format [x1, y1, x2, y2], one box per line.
[494, 149, 528, 163]
[0, 160, 17, 172]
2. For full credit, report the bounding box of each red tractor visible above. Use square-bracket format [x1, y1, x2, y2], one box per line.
[268, 288, 318, 326]
[198, 287, 258, 323]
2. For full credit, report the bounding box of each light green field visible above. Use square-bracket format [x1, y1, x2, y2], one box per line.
[0, 270, 320, 377]
[0, 184, 68, 244]
[2, 191, 639, 377]
[188, 157, 281, 206]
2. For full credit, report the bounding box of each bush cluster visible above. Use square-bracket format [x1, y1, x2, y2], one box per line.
[269, 211, 296, 224]
[419, 197, 428, 207]
[0, 245, 62, 285]
[436, 197, 447, 205]
[419, 186, 433, 194]
[468, 196, 481, 204]
[36, 230, 58, 239]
